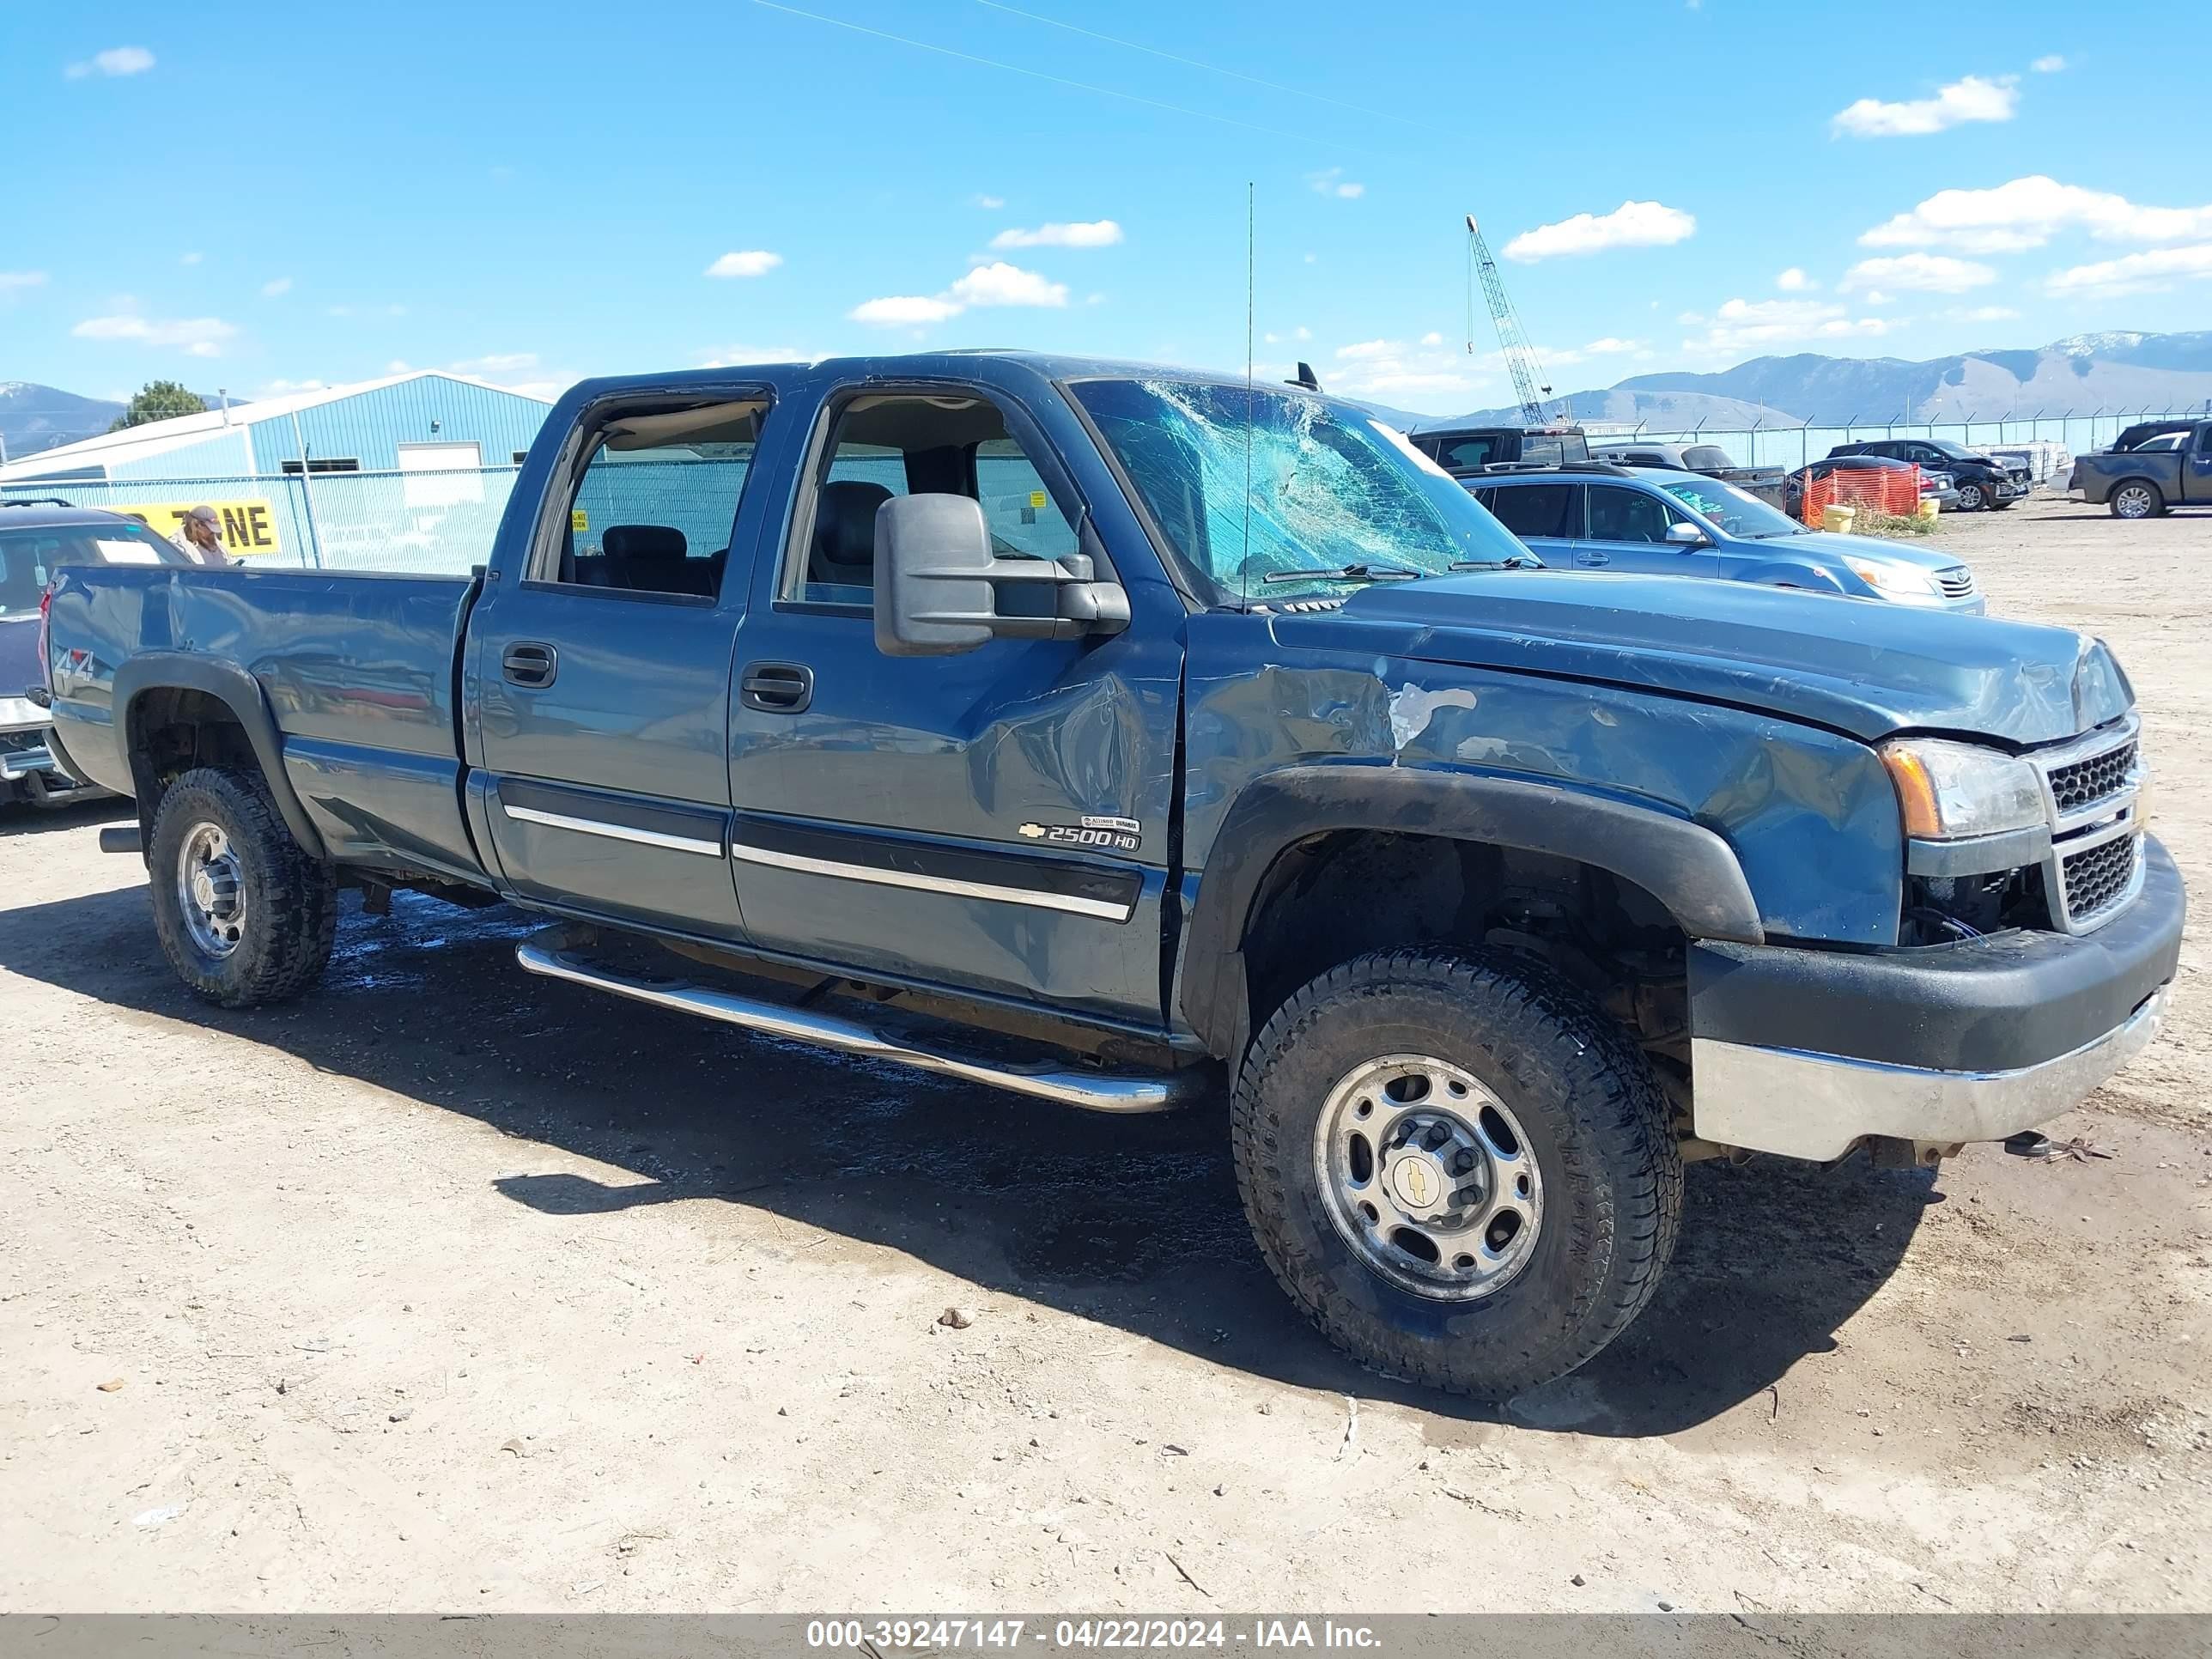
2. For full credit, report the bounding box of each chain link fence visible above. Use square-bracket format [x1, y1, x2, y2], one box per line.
[1586, 407, 2204, 472]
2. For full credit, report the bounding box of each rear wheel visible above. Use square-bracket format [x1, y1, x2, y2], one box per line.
[2111, 481, 2164, 520]
[148, 766, 336, 1007]
[1231, 948, 1681, 1400]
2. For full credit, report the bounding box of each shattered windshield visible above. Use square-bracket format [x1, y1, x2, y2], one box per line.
[1069, 378, 1529, 603]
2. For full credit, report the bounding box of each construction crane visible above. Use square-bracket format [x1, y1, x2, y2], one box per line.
[1465, 213, 1555, 426]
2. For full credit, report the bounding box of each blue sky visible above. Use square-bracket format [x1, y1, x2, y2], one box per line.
[3, 0, 2206, 415]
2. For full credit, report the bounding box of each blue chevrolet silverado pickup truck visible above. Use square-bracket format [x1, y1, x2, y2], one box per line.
[38, 351, 2184, 1398]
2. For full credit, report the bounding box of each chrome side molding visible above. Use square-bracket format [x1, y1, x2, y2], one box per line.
[514, 933, 1200, 1114]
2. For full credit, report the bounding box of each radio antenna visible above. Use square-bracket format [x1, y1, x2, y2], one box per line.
[1243, 180, 1255, 598]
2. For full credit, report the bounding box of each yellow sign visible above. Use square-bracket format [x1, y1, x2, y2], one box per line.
[1028, 490, 1047, 510]
[571, 508, 589, 532]
[110, 500, 284, 558]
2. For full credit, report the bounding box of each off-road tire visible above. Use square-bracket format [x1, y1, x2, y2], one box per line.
[1231, 948, 1681, 1400]
[148, 765, 337, 1007]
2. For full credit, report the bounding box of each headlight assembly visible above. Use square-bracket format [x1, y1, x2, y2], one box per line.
[1881, 738, 2047, 839]
[1844, 556, 1943, 604]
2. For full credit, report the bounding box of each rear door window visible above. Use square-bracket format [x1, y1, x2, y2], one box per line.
[1585, 485, 1680, 544]
[1486, 483, 1578, 540]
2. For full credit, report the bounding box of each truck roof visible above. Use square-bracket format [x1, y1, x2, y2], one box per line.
[0, 501, 138, 531]
[563, 349, 1297, 401]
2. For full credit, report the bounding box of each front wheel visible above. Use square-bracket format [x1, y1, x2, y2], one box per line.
[1231, 949, 1681, 1399]
[2111, 482, 2164, 520]
[1954, 481, 1986, 511]
[148, 766, 337, 1007]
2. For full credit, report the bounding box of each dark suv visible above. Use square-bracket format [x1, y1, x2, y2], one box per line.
[1412, 423, 1591, 472]
[1829, 438, 2027, 512]
[0, 500, 193, 805]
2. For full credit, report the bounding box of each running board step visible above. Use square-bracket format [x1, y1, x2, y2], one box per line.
[514, 933, 1199, 1113]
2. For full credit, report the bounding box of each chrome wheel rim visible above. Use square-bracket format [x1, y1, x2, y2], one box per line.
[2116, 485, 2153, 519]
[1312, 1054, 1542, 1301]
[1957, 483, 1983, 510]
[177, 821, 246, 958]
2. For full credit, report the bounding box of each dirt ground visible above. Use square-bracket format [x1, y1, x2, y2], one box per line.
[2, 492, 2207, 1615]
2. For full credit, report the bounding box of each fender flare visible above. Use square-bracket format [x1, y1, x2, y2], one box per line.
[1178, 763, 1763, 1057]
[112, 653, 328, 861]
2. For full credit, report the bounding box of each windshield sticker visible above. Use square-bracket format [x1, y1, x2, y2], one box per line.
[93, 540, 164, 564]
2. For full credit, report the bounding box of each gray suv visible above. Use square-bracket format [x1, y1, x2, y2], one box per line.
[1469, 465, 1984, 612]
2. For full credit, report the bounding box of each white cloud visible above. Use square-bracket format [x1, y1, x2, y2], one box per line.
[1577, 337, 1644, 356]
[1841, 252, 1996, 293]
[71, 313, 239, 357]
[0, 270, 48, 296]
[850, 295, 964, 326]
[1862, 175, 2212, 252]
[1681, 297, 1892, 356]
[2031, 54, 2066, 73]
[65, 46, 155, 79]
[1503, 201, 1695, 261]
[1419, 331, 1443, 347]
[948, 262, 1067, 308]
[260, 276, 293, 297]
[697, 343, 812, 368]
[179, 252, 203, 266]
[990, 219, 1122, 249]
[261, 379, 327, 394]
[447, 352, 539, 374]
[1945, 305, 2022, 322]
[1861, 289, 1893, 305]
[973, 194, 1006, 210]
[1776, 267, 1817, 292]
[2046, 243, 2212, 297]
[705, 250, 783, 279]
[1307, 168, 1364, 200]
[848, 259, 1068, 327]
[1322, 337, 1485, 407]
[1294, 325, 1311, 341]
[1831, 75, 2017, 138]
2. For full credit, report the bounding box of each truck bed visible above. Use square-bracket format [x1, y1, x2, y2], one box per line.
[46, 565, 483, 879]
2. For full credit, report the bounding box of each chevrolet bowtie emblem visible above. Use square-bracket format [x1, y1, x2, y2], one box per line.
[1018, 823, 1045, 839]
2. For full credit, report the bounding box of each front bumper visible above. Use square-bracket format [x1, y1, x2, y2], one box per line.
[1684, 837, 2184, 1161]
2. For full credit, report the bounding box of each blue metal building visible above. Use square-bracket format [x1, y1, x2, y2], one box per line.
[0, 371, 552, 483]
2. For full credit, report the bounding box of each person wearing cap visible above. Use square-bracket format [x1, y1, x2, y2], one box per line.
[169, 505, 231, 567]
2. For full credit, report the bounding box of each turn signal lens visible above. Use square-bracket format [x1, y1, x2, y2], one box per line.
[1880, 738, 2046, 840]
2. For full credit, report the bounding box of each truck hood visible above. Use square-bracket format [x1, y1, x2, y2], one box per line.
[1335, 571, 2130, 745]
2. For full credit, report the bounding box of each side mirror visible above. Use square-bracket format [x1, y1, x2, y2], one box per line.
[873, 494, 1130, 659]
[1664, 521, 1709, 548]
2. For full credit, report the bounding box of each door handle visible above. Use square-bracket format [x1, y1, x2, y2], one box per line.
[740, 661, 813, 714]
[502, 641, 558, 688]
[1582, 551, 1610, 567]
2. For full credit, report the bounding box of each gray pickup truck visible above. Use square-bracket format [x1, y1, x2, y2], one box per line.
[39, 352, 2185, 1398]
[2070, 419, 2212, 517]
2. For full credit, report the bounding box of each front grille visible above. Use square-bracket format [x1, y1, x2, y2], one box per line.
[1936, 566, 1976, 599]
[2060, 834, 2138, 923]
[2048, 738, 2136, 816]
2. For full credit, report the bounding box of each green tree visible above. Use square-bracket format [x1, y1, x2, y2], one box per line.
[109, 380, 208, 432]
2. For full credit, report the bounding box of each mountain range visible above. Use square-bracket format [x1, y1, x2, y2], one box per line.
[1404, 330, 2212, 432]
[0, 383, 125, 459]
